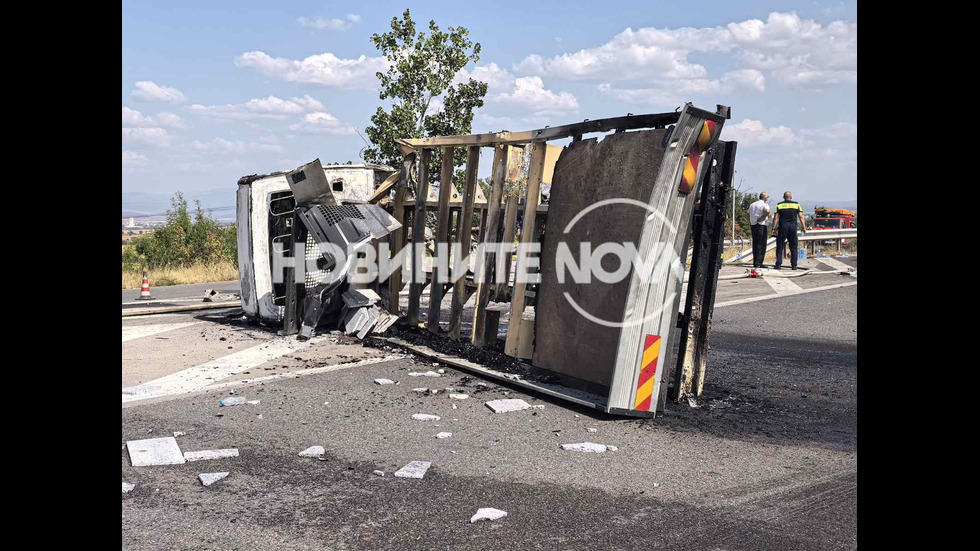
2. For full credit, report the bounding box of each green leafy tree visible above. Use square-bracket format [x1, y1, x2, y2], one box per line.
[131, 193, 237, 269]
[364, 9, 488, 188]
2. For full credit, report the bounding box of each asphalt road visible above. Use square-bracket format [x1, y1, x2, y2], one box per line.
[122, 280, 241, 306]
[121, 272, 856, 549]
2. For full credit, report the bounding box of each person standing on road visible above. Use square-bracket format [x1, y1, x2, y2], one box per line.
[771, 191, 807, 270]
[747, 192, 771, 268]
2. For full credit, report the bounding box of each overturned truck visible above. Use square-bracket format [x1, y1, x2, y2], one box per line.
[237, 103, 737, 417]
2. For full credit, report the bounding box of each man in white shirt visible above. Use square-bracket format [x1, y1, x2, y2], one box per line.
[747, 192, 771, 268]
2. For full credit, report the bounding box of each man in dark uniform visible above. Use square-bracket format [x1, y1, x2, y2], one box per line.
[771, 191, 807, 270]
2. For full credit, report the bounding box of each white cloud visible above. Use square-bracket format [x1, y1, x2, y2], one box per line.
[288, 112, 357, 136]
[495, 76, 578, 115]
[515, 12, 855, 89]
[122, 151, 148, 166]
[235, 51, 388, 90]
[799, 121, 857, 139]
[297, 13, 361, 31]
[188, 95, 326, 120]
[123, 107, 185, 129]
[155, 112, 186, 129]
[597, 68, 765, 107]
[723, 119, 806, 148]
[458, 62, 578, 116]
[122, 107, 154, 127]
[190, 138, 284, 154]
[122, 127, 173, 147]
[131, 81, 187, 103]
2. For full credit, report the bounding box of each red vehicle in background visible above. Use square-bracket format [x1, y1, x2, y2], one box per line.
[812, 207, 856, 244]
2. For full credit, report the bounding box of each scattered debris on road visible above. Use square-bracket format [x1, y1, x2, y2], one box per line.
[127, 437, 186, 466]
[198, 472, 229, 486]
[436, 432, 452, 439]
[485, 399, 531, 413]
[449, 393, 469, 400]
[470, 508, 508, 523]
[184, 449, 240, 462]
[560, 442, 617, 453]
[374, 378, 396, 385]
[394, 461, 431, 479]
[341, 290, 400, 338]
[173, 431, 186, 437]
[373, 470, 385, 477]
[298, 446, 325, 457]
[219, 397, 246, 407]
[409, 371, 441, 378]
[247, 400, 261, 405]
[412, 414, 440, 421]
[587, 428, 597, 433]
[122, 482, 135, 493]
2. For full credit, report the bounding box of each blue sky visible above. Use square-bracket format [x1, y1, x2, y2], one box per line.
[122, 0, 857, 209]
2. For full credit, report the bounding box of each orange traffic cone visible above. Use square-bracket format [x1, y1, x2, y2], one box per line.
[137, 271, 153, 300]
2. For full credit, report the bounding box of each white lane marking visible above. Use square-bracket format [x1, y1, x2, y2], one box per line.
[762, 274, 803, 295]
[122, 322, 200, 343]
[122, 335, 322, 403]
[121, 354, 408, 409]
[195, 354, 408, 392]
[817, 256, 855, 273]
[715, 281, 856, 308]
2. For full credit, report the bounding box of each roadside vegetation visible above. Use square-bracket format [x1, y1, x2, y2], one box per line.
[122, 193, 238, 289]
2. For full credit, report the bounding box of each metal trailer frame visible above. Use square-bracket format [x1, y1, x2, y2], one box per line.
[358, 103, 737, 418]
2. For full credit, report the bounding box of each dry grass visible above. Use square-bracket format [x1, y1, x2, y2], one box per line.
[122, 261, 239, 289]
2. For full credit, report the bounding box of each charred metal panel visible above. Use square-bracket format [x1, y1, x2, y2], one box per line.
[286, 159, 338, 207]
[533, 129, 667, 387]
[236, 184, 256, 316]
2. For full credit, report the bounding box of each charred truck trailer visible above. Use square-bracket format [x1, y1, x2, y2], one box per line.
[236, 162, 400, 333]
[236, 103, 737, 417]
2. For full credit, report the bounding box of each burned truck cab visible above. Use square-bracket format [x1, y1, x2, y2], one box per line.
[236, 161, 396, 325]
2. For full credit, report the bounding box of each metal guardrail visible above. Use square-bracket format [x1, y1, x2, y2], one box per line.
[726, 228, 856, 263]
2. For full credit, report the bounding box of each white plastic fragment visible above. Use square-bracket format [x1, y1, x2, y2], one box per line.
[532, 405, 545, 409]
[436, 432, 452, 439]
[412, 388, 428, 393]
[449, 394, 469, 400]
[587, 428, 597, 433]
[173, 431, 186, 437]
[561, 442, 613, 453]
[437, 369, 445, 374]
[409, 371, 441, 377]
[247, 400, 261, 405]
[373, 470, 385, 477]
[198, 472, 229, 486]
[220, 397, 246, 406]
[470, 508, 508, 523]
[394, 461, 431, 479]
[374, 378, 395, 385]
[127, 437, 185, 467]
[184, 448, 240, 462]
[299, 446, 325, 457]
[485, 399, 531, 413]
[412, 414, 441, 421]
[122, 482, 135, 493]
